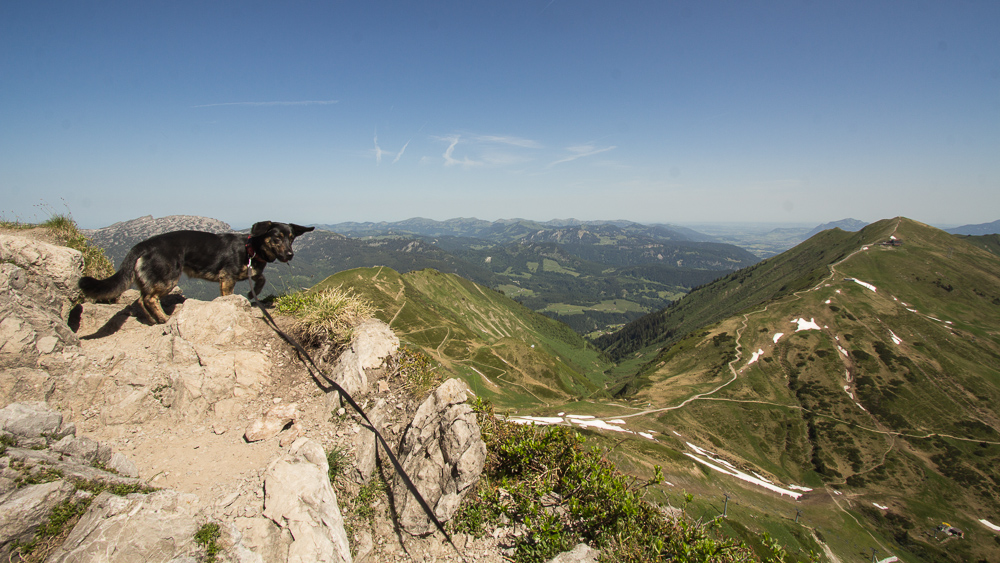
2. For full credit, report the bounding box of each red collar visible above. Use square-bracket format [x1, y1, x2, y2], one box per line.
[246, 236, 267, 267]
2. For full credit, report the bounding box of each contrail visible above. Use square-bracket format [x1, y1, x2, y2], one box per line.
[192, 100, 339, 108]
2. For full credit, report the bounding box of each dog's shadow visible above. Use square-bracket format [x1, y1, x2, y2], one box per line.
[78, 295, 185, 339]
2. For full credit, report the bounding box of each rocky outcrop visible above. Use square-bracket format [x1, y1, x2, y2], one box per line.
[0, 229, 509, 562]
[263, 438, 352, 563]
[327, 320, 398, 410]
[394, 378, 486, 536]
[0, 234, 83, 317]
[0, 479, 77, 560]
[168, 295, 273, 418]
[0, 402, 143, 561]
[0, 262, 85, 377]
[351, 399, 389, 484]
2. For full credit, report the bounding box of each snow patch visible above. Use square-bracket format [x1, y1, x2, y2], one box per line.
[509, 416, 563, 425]
[980, 519, 1000, 532]
[873, 503, 889, 510]
[888, 330, 902, 345]
[773, 333, 784, 343]
[792, 318, 821, 332]
[748, 349, 765, 365]
[850, 278, 877, 292]
[684, 443, 809, 499]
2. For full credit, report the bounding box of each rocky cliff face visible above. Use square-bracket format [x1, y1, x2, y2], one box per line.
[0, 231, 503, 563]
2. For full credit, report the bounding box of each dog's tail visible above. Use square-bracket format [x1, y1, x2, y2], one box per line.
[78, 249, 139, 301]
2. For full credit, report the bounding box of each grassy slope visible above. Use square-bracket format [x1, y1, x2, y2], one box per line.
[598, 219, 899, 388]
[310, 267, 613, 409]
[611, 218, 1000, 563]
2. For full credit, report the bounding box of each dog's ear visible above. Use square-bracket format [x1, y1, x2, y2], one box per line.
[291, 224, 315, 238]
[250, 221, 273, 237]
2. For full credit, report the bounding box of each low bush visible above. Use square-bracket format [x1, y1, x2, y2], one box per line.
[454, 398, 791, 563]
[43, 214, 115, 279]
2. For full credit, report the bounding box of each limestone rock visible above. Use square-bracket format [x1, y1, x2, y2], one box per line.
[46, 489, 202, 563]
[235, 516, 293, 563]
[394, 378, 486, 536]
[0, 480, 76, 560]
[546, 543, 600, 563]
[107, 452, 140, 478]
[0, 234, 83, 316]
[0, 401, 69, 440]
[262, 438, 352, 563]
[0, 368, 56, 404]
[328, 320, 398, 408]
[245, 403, 299, 443]
[0, 264, 85, 376]
[171, 295, 255, 346]
[351, 398, 388, 483]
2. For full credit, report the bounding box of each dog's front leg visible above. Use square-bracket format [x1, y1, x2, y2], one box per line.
[219, 276, 236, 296]
[249, 274, 266, 300]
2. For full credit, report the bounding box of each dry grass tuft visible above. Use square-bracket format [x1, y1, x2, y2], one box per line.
[274, 286, 377, 350]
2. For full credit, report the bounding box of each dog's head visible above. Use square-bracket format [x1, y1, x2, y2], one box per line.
[250, 221, 315, 263]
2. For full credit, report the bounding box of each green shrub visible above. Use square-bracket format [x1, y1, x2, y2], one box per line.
[194, 522, 222, 562]
[326, 445, 349, 482]
[459, 398, 768, 563]
[43, 214, 115, 279]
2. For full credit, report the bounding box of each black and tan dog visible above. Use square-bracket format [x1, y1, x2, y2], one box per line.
[79, 221, 314, 324]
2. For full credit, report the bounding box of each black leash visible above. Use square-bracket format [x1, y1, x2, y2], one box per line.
[246, 275, 467, 561]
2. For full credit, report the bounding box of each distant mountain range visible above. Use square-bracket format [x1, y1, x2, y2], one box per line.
[82, 216, 759, 336]
[947, 219, 1000, 236]
[803, 217, 869, 238]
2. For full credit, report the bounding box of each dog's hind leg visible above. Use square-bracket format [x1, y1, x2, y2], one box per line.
[135, 258, 180, 324]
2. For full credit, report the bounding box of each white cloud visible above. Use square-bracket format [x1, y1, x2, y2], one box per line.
[192, 100, 339, 108]
[441, 136, 483, 168]
[392, 140, 410, 164]
[471, 134, 543, 149]
[375, 128, 409, 165]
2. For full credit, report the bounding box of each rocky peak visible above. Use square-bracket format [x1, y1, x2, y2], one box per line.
[0, 231, 520, 563]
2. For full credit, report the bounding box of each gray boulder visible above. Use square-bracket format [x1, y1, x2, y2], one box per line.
[394, 378, 486, 536]
[0, 401, 70, 440]
[546, 543, 600, 563]
[262, 437, 352, 563]
[328, 320, 398, 409]
[0, 264, 84, 376]
[351, 398, 388, 483]
[0, 479, 76, 561]
[0, 235, 83, 317]
[46, 489, 202, 563]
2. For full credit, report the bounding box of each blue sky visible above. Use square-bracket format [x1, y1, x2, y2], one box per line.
[2, 1, 998, 229]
